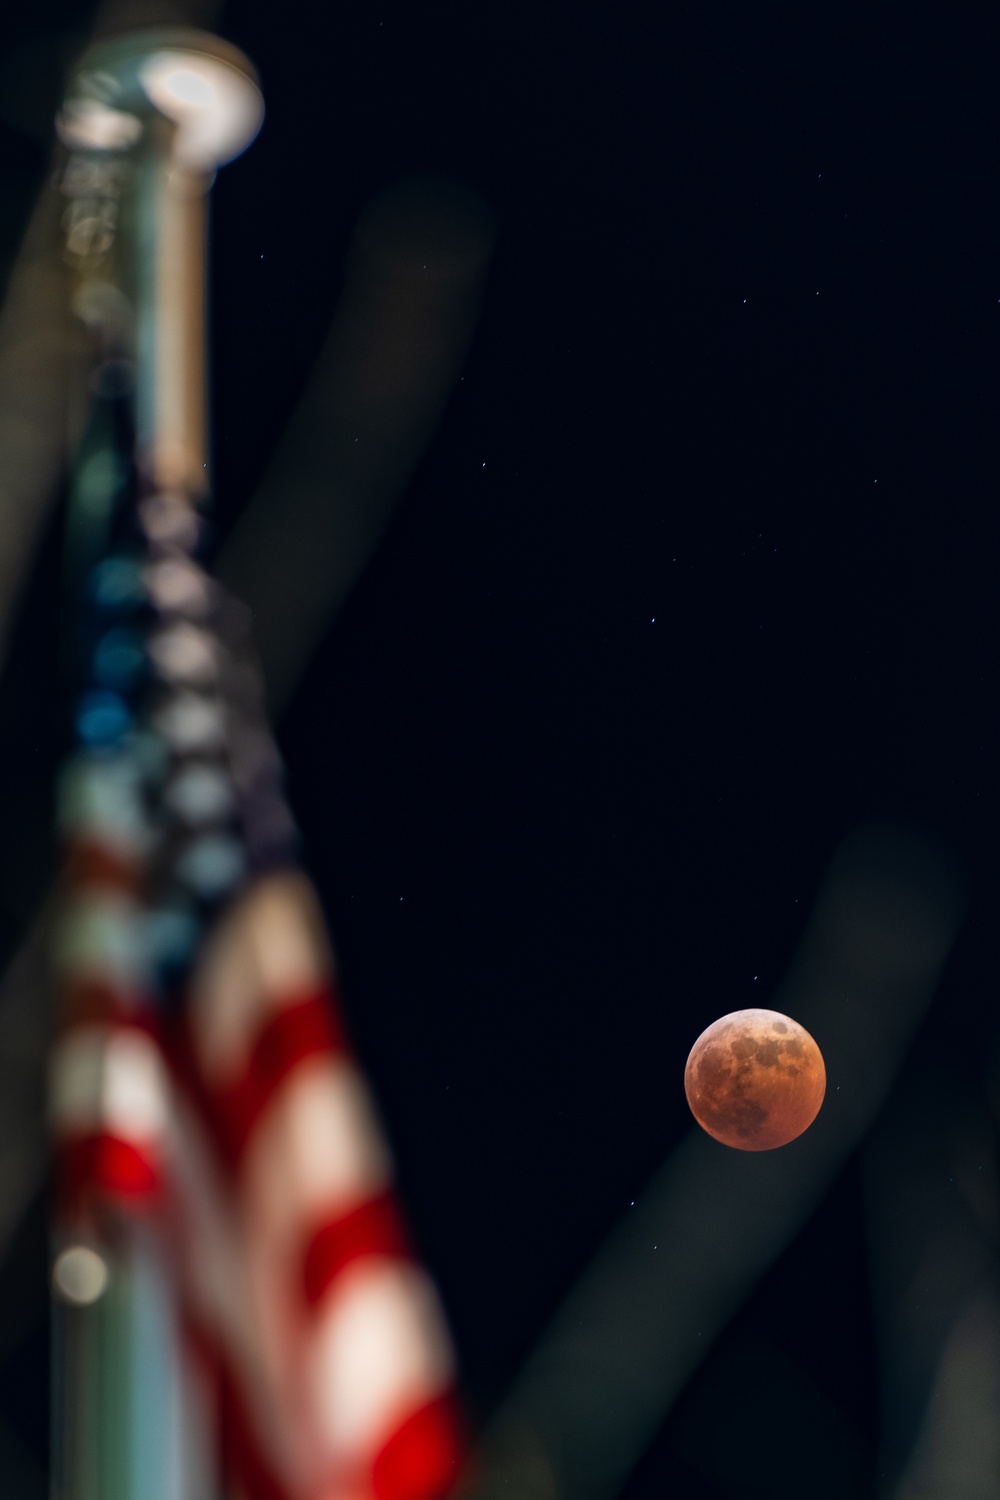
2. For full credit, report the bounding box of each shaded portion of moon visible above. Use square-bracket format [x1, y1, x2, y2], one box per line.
[684, 1008, 826, 1151]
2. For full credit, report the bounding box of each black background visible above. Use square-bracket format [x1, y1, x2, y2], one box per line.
[0, 1, 998, 1494]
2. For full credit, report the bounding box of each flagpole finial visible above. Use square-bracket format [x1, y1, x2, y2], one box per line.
[57, 28, 264, 495]
[59, 29, 264, 170]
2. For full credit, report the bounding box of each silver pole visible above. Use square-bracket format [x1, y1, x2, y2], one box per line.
[52, 31, 262, 1500]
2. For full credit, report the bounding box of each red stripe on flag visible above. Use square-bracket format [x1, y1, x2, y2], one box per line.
[215, 990, 346, 1164]
[170, 990, 346, 1170]
[302, 1194, 411, 1308]
[371, 1394, 466, 1500]
[59, 1133, 161, 1203]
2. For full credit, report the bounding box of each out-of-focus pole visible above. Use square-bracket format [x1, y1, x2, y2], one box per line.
[50, 31, 261, 1500]
[61, 29, 263, 496]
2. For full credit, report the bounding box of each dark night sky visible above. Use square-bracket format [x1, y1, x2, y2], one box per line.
[0, 1, 999, 1495]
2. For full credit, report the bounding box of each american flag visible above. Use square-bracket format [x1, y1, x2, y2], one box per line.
[47, 465, 465, 1497]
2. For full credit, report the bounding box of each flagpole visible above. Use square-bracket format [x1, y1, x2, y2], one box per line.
[51, 32, 262, 1500]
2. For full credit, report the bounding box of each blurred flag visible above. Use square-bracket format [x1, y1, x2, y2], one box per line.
[48, 474, 464, 1500]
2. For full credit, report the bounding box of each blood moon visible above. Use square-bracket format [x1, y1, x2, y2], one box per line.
[684, 1009, 826, 1151]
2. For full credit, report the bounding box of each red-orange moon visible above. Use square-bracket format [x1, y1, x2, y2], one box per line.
[684, 1008, 826, 1151]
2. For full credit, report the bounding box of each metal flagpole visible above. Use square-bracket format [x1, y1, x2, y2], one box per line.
[50, 32, 262, 1500]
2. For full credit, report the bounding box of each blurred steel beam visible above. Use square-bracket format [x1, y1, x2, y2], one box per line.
[461, 825, 967, 1500]
[0, 182, 85, 672]
[888, 1291, 1000, 1500]
[216, 175, 497, 715]
[0, 905, 53, 1271]
[867, 1044, 1000, 1499]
